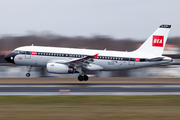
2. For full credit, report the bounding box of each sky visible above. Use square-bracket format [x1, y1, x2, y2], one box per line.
[0, 0, 179, 40]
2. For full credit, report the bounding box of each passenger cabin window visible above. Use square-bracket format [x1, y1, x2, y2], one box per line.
[25, 51, 31, 55]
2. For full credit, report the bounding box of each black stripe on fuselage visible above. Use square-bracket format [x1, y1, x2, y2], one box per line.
[17, 51, 147, 62]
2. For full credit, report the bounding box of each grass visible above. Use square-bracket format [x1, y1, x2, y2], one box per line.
[0, 95, 180, 120]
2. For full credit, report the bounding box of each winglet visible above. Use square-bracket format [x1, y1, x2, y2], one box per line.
[93, 53, 99, 59]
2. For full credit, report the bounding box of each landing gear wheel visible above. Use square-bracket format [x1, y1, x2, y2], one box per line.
[78, 75, 84, 81]
[84, 75, 89, 81]
[26, 73, 30, 77]
[78, 75, 89, 81]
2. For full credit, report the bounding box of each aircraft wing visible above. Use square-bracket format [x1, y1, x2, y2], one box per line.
[55, 53, 99, 66]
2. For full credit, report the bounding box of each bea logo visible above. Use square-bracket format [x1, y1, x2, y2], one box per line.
[152, 35, 164, 47]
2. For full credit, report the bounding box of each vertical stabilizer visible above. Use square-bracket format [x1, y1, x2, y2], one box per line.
[135, 25, 171, 56]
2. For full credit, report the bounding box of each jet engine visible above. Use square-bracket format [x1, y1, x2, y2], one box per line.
[46, 63, 75, 74]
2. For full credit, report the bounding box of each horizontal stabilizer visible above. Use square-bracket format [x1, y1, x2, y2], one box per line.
[146, 57, 164, 62]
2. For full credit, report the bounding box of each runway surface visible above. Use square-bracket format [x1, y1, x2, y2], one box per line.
[1, 78, 180, 84]
[1, 87, 180, 92]
[1, 83, 180, 95]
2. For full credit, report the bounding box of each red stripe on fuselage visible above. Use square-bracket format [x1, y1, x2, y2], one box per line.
[31, 51, 36, 55]
[135, 58, 140, 62]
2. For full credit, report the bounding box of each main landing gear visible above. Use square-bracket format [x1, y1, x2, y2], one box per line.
[78, 75, 89, 81]
[26, 66, 32, 77]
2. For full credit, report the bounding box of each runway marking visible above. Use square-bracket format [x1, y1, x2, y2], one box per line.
[59, 89, 70, 93]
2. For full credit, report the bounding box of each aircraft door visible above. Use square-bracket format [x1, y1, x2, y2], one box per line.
[129, 54, 135, 65]
[25, 51, 31, 59]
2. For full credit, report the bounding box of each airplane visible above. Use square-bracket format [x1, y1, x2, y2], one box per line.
[4, 24, 172, 81]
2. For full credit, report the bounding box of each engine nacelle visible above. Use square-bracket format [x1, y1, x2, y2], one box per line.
[46, 63, 74, 74]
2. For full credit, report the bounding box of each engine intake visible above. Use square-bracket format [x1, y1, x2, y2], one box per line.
[46, 63, 75, 74]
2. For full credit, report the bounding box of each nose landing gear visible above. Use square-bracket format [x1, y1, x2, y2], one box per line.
[26, 66, 32, 77]
[26, 73, 30, 77]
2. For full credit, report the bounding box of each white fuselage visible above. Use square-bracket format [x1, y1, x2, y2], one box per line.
[13, 46, 171, 71]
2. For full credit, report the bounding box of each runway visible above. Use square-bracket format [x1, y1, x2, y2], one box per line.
[1, 83, 180, 95]
[1, 87, 180, 92]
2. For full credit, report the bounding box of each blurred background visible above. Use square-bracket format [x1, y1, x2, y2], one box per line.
[0, 0, 180, 78]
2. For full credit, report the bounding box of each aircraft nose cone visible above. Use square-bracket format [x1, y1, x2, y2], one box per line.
[4, 53, 16, 64]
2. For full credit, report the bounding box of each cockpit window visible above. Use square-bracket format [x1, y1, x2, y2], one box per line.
[13, 50, 20, 54]
[19, 51, 25, 54]
[13, 50, 25, 54]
